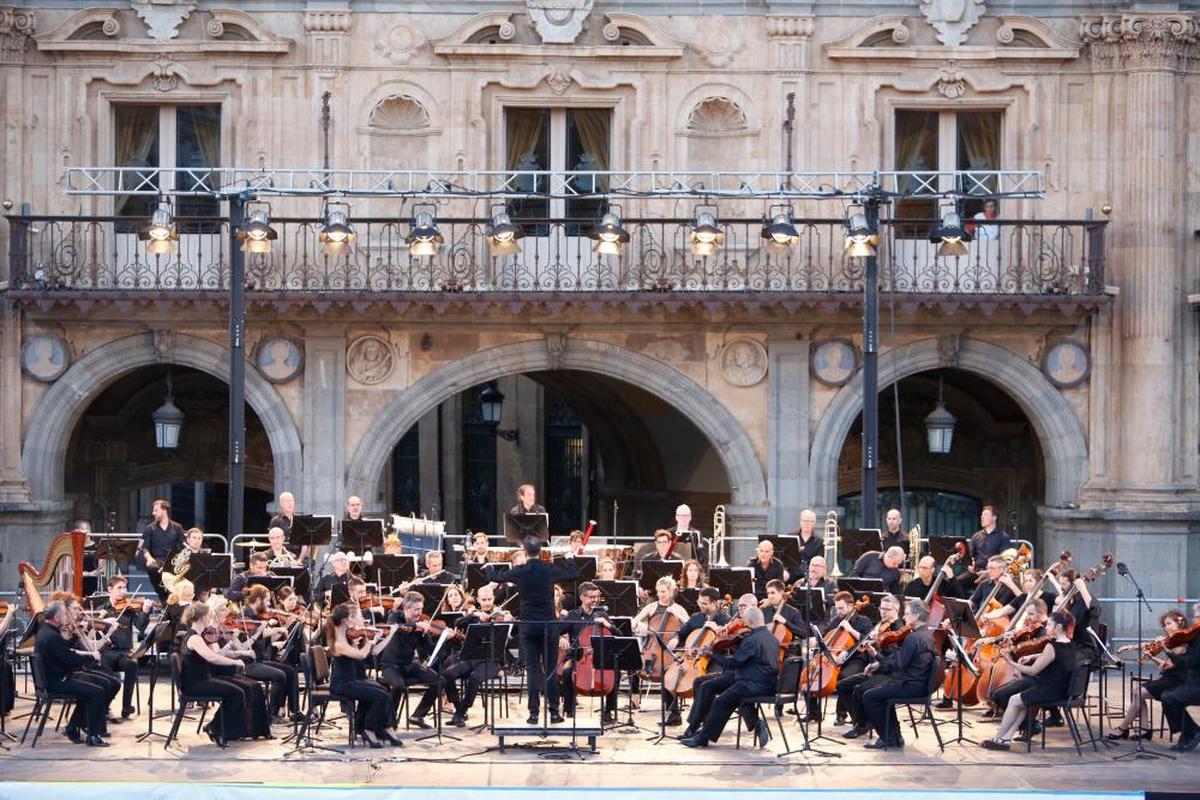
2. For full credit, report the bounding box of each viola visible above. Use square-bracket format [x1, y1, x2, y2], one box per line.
[346, 626, 383, 641]
[360, 594, 397, 611]
[201, 625, 222, 644]
[877, 622, 914, 649]
[114, 598, 148, 613]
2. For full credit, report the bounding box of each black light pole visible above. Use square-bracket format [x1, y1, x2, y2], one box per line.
[860, 192, 882, 530]
[227, 192, 248, 540]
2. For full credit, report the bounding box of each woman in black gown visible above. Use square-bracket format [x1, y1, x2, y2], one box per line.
[179, 603, 248, 746]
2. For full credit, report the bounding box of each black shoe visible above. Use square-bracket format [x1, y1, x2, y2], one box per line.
[550, 713, 565, 724]
[527, 714, 540, 726]
[981, 708, 1000, 720]
[601, 711, 617, 726]
[834, 714, 847, 726]
[361, 732, 384, 749]
[203, 724, 226, 748]
[679, 726, 696, 740]
[665, 712, 683, 727]
[981, 738, 1011, 751]
[289, 712, 307, 724]
[1044, 715, 1065, 728]
[382, 730, 404, 747]
[863, 738, 889, 750]
[450, 714, 466, 728]
[270, 714, 289, 726]
[85, 735, 110, 748]
[1181, 732, 1200, 752]
[65, 726, 84, 745]
[935, 698, 954, 709]
[1105, 727, 1130, 741]
[680, 735, 708, 748]
[106, 716, 123, 726]
[754, 718, 771, 749]
[121, 706, 136, 719]
[408, 716, 431, 730]
[842, 726, 868, 740]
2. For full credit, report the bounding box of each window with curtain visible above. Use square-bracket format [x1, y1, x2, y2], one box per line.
[506, 108, 551, 228]
[114, 103, 221, 231]
[956, 110, 1002, 219]
[893, 110, 938, 238]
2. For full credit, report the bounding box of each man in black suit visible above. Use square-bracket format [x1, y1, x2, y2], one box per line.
[955, 505, 1012, 595]
[680, 605, 780, 748]
[138, 498, 185, 603]
[860, 598, 938, 749]
[748, 540, 787, 601]
[485, 536, 578, 724]
[35, 600, 110, 746]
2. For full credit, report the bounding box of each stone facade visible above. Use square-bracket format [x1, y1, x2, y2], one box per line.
[1, 1, 1198, 629]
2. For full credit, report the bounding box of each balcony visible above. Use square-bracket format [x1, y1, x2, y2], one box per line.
[4, 215, 1107, 310]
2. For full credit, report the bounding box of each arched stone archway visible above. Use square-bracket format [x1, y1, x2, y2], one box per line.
[345, 338, 769, 515]
[22, 333, 303, 506]
[810, 338, 1088, 508]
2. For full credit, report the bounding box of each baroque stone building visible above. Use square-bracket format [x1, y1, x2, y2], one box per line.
[1, 0, 1198, 628]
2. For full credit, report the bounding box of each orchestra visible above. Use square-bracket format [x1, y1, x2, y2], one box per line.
[8, 493, 1198, 766]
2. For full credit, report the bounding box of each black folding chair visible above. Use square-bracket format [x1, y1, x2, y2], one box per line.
[285, 645, 344, 756]
[21, 655, 78, 748]
[883, 663, 945, 752]
[1026, 663, 1097, 756]
[311, 646, 359, 747]
[734, 657, 804, 755]
[163, 652, 227, 750]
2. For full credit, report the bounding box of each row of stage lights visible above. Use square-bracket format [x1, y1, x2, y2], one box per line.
[139, 197, 972, 260]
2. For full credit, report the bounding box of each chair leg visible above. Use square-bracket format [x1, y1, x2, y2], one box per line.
[1026, 707, 1036, 753]
[735, 711, 742, 749]
[1065, 708, 1083, 757]
[771, 701, 790, 754]
[195, 703, 209, 734]
[927, 702, 945, 753]
[883, 704, 892, 749]
[906, 704, 919, 739]
[165, 702, 186, 750]
[21, 698, 41, 744]
[54, 701, 68, 732]
[1081, 702, 1098, 752]
[33, 700, 54, 748]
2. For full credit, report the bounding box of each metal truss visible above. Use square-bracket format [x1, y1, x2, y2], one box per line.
[63, 166, 1044, 201]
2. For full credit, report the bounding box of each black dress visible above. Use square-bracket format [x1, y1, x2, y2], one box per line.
[330, 650, 392, 736]
[209, 637, 271, 738]
[180, 640, 247, 740]
[1020, 641, 1076, 705]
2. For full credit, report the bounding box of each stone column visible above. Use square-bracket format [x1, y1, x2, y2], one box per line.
[439, 396, 464, 534]
[301, 333, 346, 515]
[766, 336, 810, 534]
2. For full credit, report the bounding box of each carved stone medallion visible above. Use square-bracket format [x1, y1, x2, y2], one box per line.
[527, 0, 593, 45]
[347, 335, 395, 385]
[255, 336, 304, 384]
[21, 334, 70, 382]
[1043, 339, 1089, 389]
[721, 338, 768, 387]
[920, 0, 985, 48]
[811, 339, 859, 388]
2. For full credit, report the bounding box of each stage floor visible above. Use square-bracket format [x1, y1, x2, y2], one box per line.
[0, 678, 1196, 795]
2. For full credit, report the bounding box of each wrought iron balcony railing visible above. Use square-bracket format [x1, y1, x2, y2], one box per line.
[5, 216, 1106, 298]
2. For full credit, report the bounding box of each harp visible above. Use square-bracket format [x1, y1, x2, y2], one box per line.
[18, 529, 87, 613]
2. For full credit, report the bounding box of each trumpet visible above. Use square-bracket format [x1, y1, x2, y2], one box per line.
[711, 505, 728, 568]
[825, 510, 842, 578]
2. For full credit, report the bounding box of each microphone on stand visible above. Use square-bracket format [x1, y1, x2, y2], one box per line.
[1116, 562, 1129, 577]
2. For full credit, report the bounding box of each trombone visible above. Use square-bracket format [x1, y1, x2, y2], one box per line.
[824, 510, 842, 577]
[711, 505, 728, 567]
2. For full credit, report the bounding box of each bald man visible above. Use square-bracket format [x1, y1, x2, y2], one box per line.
[269, 491, 296, 537]
[669, 504, 708, 568]
[792, 509, 824, 574]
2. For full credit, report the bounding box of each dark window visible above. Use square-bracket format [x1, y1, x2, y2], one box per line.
[544, 388, 584, 533]
[463, 390, 498, 534]
[390, 428, 421, 516]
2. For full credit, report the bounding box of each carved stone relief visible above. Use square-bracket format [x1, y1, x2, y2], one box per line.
[375, 19, 425, 63]
[526, 0, 593, 45]
[920, 0, 986, 48]
[131, 0, 195, 42]
[21, 334, 70, 383]
[0, 7, 35, 64]
[369, 96, 430, 131]
[347, 335, 395, 385]
[688, 98, 748, 132]
[721, 338, 768, 387]
[255, 337, 304, 384]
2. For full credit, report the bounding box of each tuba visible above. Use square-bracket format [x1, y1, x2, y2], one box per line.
[711, 505, 728, 567]
[161, 545, 192, 594]
[907, 523, 922, 570]
[824, 510, 842, 578]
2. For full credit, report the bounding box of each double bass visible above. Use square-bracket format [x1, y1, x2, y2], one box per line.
[798, 595, 870, 697]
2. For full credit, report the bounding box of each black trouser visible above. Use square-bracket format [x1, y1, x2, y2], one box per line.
[1, 657, 14, 715]
[560, 665, 619, 714]
[213, 668, 270, 737]
[443, 658, 499, 713]
[1161, 683, 1200, 739]
[695, 678, 773, 743]
[687, 672, 737, 731]
[80, 666, 121, 726]
[379, 662, 460, 719]
[990, 676, 1036, 712]
[332, 678, 393, 736]
[100, 649, 138, 711]
[182, 677, 247, 740]
[841, 672, 887, 728]
[518, 624, 560, 715]
[58, 674, 109, 737]
[863, 677, 926, 743]
[146, 565, 170, 603]
[245, 661, 299, 715]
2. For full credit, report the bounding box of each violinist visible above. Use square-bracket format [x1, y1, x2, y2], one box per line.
[99, 575, 150, 720]
[327, 602, 403, 748]
[849, 547, 905, 594]
[1161, 602, 1200, 752]
[981, 610, 1077, 751]
[163, 578, 195, 640]
[1109, 608, 1188, 741]
[420, 550, 454, 585]
[806, 591, 873, 724]
[443, 584, 472, 614]
[680, 606, 779, 749]
[227, 552, 270, 603]
[444, 585, 512, 727]
[35, 600, 111, 746]
[273, 585, 311, 668]
[1055, 568, 1100, 665]
[902, 556, 959, 599]
[179, 602, 249, 746]
[748, 540, 787, 601]
[968, 555, 1017, 614]
[313, 551, 351, 610]
[379, 591, 464, 729]
[204, 595, 272, 739]
[53, 592, 122, 728]
[0, 600, 15, 718]
[484, 536, 578, 725]
[560, 582, 619, 724]
[860, 598, 939, 749]
[241, 585, 303, 724]
[840, 593, 907, 739]
[983, 599, 1055, 733]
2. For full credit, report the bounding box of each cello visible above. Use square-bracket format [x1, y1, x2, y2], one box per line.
[798, 595, 869, 697]
[573, 617, 617, 696]
[663, 622, 719, 698]
[639, 606, 684, 679]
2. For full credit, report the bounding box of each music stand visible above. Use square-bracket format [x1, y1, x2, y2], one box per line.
[606, 616, 634, 637]
[941, 596, 982, 746]
[329, 582, 351, 608]
[760, 535, 804, 576]
[929, 536, 970, 568]
[290, 515, 334, 551]
[793, 587, 828, 623]
[375, 554, 418, 590]
[677, 588, 700, 616]
[83, 594, 109, 611]
[594, 580, 639, 617]
[555, 555, 596, 584]
[271, 566, 309, 600]
[189, 554, 233, 594]
[247, 575, 291, 594]
[837, 577, 886, 596]
[708, 567, 753, 600]
[94, 538, 139, 572]
[594, 635, 643, 732]
[466, 562, 505, 593]
[797, 622, 843, 757]
[841, 529, 882, 565]
[638, 559, 683, 593]
[340, 519, 384, 554]
[412, 584, 447, 615]
[461, 622, 513, 732]
[503, 512, 549, 544]
[134, 620, 173, 743]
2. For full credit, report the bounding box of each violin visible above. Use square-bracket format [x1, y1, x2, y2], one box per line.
[201, 625, 223, 644]
[876, 622, 914, 650]
[360, 594, 397, 612]
[346, 626, 384, 641]
[114, 597, 148, 613]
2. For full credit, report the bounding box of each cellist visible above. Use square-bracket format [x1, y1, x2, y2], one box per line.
[968, 556, 1017, 614]
[632, 576, 690, 726]
[806, 591, 873, 724]
[761, 580, 805, 643]
[559, 581, 618, 724]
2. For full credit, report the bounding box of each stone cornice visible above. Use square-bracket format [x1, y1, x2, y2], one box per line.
[1080, 13, 1200, 70]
